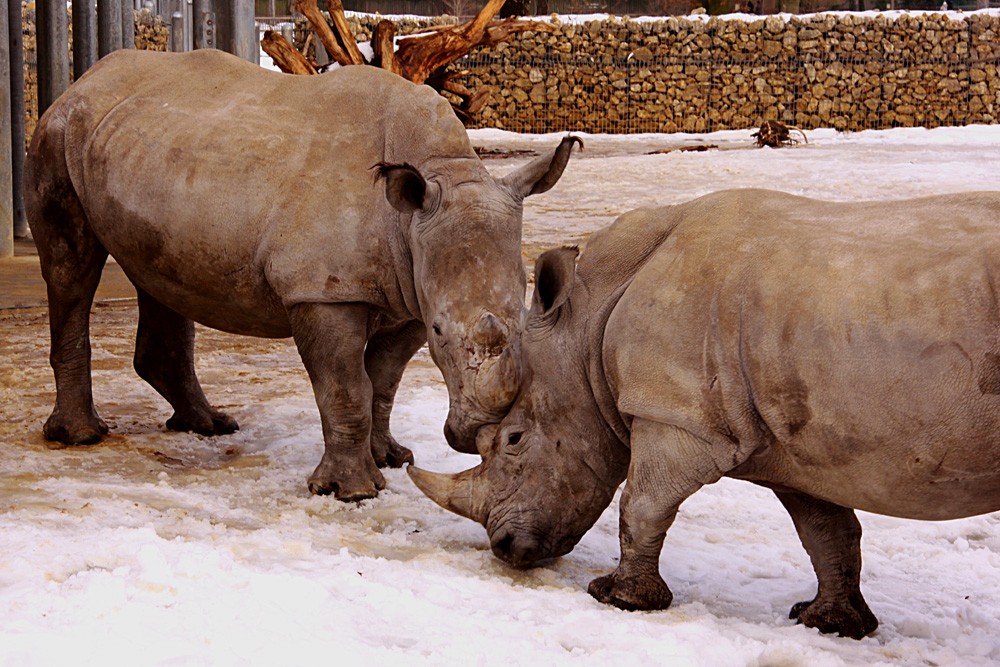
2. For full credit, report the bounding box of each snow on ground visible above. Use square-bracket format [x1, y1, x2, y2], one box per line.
[2, 126, 1000, 665]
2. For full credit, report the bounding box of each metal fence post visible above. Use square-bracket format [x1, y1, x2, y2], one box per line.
[185, 0, 193, 52]
[0, 0, 11, 257]
[194, 0, 216, 49]
[9, 0, 25, 238]
[170, 11, 184, 51]
[231, 0, 256, 63]
[122, 0, 135, 48]
[98, 0, 123, 57]
[37, 0, 70, 115]
[72, 0, 98, 78]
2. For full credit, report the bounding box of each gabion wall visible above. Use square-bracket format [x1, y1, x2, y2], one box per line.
[455, 12, 1000, 133]
[299, 11, 1000, 133]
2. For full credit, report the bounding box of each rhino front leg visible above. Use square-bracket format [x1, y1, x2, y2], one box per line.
[289, 302, 385, 501]
[589, 420, 726, 611]
[133, 286, 239, 436]
[773, 489, 878, 639]
[365, 320, 425, 468]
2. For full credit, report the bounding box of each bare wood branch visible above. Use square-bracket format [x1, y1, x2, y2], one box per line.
[325, 0, 367, 65]
[295, 0, 354, 66]
[261, 30, 318, 75]
[372, 20, 399, 75]
[462, 87, 491, 115]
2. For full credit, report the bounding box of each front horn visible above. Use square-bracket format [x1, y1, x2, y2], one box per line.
[475, 347, 520, 412]
[407, 465, 485, 525]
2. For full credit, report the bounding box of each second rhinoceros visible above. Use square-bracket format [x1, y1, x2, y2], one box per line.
[410, 189, 1000, 638]
[26, 48, 579, 500]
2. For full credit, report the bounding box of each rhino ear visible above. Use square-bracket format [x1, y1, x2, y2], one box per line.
[374, 162, 427, 213]
[500, 135, 583, 200]
[532, 246, 579, 316]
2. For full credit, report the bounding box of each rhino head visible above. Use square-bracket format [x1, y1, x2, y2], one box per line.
[378, 137, 582, 455]
[408, 246, 631, 566]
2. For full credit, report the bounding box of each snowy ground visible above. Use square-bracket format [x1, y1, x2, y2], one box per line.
[2, 126, 1000, 666]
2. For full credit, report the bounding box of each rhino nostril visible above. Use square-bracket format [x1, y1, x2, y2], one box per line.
[491, 531, 515, 560]
[491, 530, 544, 567]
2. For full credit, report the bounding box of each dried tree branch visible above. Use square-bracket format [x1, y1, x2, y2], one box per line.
[262, 30, 318, 75]
[295, 0, 354, 66]
[372, 20, 399, 75]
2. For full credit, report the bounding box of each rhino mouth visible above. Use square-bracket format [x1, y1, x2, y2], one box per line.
[487, 515, 585, 567]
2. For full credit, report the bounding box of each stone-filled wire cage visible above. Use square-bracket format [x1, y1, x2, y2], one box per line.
[457, 51, 990, 133]
[455, 12, 1000, 133]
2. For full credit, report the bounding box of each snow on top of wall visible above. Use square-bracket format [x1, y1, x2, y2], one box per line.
[344, 8, 1000, 26]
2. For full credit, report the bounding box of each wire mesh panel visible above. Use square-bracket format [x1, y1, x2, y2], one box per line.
[460, 49, 1000, 133]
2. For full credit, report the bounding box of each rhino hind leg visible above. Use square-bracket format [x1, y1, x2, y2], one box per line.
[364, 320, 425, 468]
[132, 286, 239, 436]
[29, 173, 110, 446]
[773, 489, 879, 639]
[589, 420, 727, 612]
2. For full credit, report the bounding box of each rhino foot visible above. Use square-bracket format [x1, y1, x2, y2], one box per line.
[43, 410, 109, 447]
[308, 454, 386, 501]
[166, 410, 240, 437]
[790, 593, 879, 639]
[588, 571, 673, 612]
[370, 432, 414, 469]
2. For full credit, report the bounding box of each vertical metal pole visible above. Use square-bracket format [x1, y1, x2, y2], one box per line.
[72, 0, 97, 79]
[194, 0, 215, 49]
[170, 11, 184, 51]
[98, 0, 123, 57]
[37, 0, 70, 115]
[0, 0, 12, 257]
[9, 0, 25, 238]
[184, 0, 193, 51]
[121, 0, 135, 48]
[231, 0, 255, 62]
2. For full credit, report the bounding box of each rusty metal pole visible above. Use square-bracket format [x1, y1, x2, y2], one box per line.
[0, 0, 12, 257]
[194, 0, 216, 49]
[72, 0, 98, 78]
[9, 0, 25, 239]
[121, 0, 135, 49]
[37, 0, 70, 115]
[98, 0, 123, 57]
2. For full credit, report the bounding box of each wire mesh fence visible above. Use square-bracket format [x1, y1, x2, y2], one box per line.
[458, 51, 1000, 133]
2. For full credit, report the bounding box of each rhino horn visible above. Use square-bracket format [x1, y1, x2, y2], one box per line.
[472, 312, 506, 351]
[475, 346, 520, 412]
[407, 464, 485, 524]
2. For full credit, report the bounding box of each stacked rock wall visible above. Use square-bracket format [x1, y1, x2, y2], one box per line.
[455, 11, 1000, 133]
[299, 10, 1000, 133]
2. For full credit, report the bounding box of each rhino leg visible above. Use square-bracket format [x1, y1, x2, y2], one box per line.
[773, 489, 879, 639]
[132, 286, 239, 437]
[364, 320, 425, 468]
[289, 302, 385, 500]
[589, 420, 726, 612]
[30, 176, 110, 446]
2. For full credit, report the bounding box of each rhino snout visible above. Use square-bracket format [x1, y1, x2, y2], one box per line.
[490, 528, 550, 568]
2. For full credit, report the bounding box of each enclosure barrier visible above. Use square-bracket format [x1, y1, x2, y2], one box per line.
[457, 51, 996, 133]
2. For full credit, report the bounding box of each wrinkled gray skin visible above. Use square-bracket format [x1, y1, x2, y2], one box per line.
[411, 189, 1000, 639]
[25, 48, 579, 500]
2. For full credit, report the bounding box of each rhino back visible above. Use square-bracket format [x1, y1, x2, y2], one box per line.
[41, 49, 473, 334]
[604, 189, 1000, 519]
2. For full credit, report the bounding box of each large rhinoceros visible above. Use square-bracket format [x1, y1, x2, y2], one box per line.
[410, 189, 1000, 638]
[25, 48, 579, 501]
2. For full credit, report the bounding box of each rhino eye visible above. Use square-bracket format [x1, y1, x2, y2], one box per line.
[507, 432, 522, 446]
[432, 324, 442, 336]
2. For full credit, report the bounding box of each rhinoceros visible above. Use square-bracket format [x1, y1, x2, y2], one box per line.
[25, 48, 579, 501]
[410, 189, 1000, 638]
